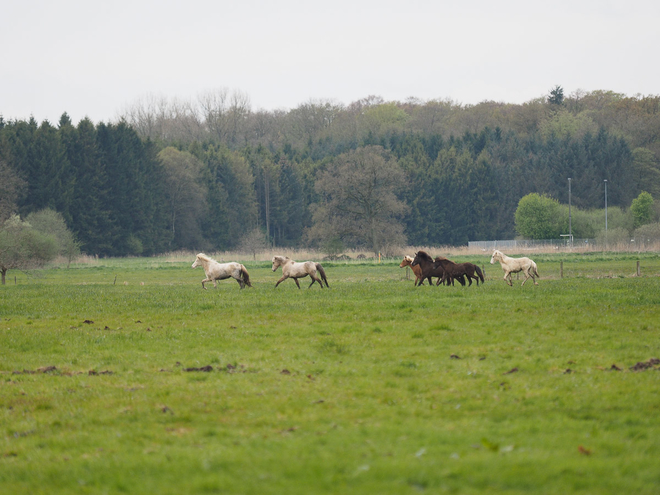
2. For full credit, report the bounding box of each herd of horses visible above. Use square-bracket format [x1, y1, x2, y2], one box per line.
[191, 249, 540, 290]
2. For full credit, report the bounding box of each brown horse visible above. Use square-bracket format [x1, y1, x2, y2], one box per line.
[400, 255, 425, 286]
[411, 251, 464, 287]
[434, 257, 485, 286]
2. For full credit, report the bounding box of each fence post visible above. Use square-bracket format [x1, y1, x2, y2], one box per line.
[637, 260, 641, 277]
[560, 260, 563, 279]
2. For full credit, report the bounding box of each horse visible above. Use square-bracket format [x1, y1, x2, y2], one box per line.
[411, 250, 462, 286]
[490, 249, 539, 286]
[433, 256, 484, 286]
[192, 253, 253, 290]
[271, 256, 329, 289]
[400, 255, 425, 286]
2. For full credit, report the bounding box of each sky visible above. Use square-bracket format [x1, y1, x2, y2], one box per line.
[1, 0, 659, 124]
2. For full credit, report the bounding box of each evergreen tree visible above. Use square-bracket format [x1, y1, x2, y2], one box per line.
[64, 119, 116, 255]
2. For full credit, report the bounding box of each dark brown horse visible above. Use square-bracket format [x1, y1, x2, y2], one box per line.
[411, 251, 464, 287]
[434, 257, 485, 286]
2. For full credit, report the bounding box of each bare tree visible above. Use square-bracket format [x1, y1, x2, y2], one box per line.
[307, 145, 409, 256]
[0, 160, 26, 224]
[238, 228, 268, 260]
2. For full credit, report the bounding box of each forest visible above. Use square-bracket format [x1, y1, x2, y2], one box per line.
[1, 87, 660, 257]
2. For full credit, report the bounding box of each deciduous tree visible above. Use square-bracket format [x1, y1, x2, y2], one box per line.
[0, 215, 58, 285]
[515, 193, 563, 239]
[308, 145, 408, 255]
[630, 191, 655, 228]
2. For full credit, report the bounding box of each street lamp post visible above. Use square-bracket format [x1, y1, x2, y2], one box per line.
[604, 179, 608, 234]
[568, 178, 572, 246]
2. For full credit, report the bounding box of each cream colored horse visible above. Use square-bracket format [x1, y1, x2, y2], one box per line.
[192, 253, 252, 289]
[271, 256, 329, 289]
[490, 249, 539, 286]
[399, 255, 425, 286]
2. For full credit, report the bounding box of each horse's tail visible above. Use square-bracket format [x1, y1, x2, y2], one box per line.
[533, 262, 540, 278]
[316, 263, 329, 288]
[474, 264, 485, 283]
[240, 265, 253, 287]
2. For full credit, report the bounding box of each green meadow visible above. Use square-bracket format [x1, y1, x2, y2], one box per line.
[1, 253, 660, 494]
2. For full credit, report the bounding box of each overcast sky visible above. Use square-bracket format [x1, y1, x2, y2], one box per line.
[2, 0, 659, 124]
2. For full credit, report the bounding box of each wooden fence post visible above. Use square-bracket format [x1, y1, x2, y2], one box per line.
[560, 260, 563, 279]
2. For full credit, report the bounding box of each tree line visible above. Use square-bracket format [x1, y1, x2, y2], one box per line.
[1, 87, 659, 258]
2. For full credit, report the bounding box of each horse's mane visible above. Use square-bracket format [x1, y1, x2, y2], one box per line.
[434, 255, 448, 261]
[416, 251, 434, 262]
[404, 255, 414, 262]
[196, 253, 212, 262]
[273, 255, 290, 261]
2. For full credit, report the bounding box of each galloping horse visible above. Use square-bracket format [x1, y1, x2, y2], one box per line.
[490, 249, 539, 286]
[411, 251, 463, 286]
[400, 255, 425, 286]
[434, 257, 485, 286]
[271, 256, 329, 289]
[192, 253, 253, 289]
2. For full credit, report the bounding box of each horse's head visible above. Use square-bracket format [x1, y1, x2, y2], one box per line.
[413, 251, 432, 266]
[490, 250, 502, 264]
[192, 253, 211, 269]
[399, 256, 414, 268]
[272, 256, 288, 271]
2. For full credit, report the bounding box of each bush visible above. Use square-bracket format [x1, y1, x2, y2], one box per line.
[633, 222, 660, 242]
[595, 227, 630, 246]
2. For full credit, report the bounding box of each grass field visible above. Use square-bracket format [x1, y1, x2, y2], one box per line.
[1, 253, 660, 494]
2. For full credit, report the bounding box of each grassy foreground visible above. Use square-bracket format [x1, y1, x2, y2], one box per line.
[1, 254, 660, 494]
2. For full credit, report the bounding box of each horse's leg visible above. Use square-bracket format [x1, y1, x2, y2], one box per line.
[275, 275, 288, 287]
[309, 275, 323, 288]
[201, 277, 211, 290]
[521, 273, 529, 286]
[234, 275, 245, 289]
[529, 268, 539, 285]
[293, 278, 302, 289]
[505, 272, 512, 286]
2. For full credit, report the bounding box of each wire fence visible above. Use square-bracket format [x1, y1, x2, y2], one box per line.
[468, 237, 660, 253]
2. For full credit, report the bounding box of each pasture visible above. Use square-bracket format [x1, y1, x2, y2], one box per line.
[1, 253, 660, 494]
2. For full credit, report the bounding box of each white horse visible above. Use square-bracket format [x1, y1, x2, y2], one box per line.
[192, 253, 252, 290]
[490, 249, 540, 286]
[271, 256, 329, 289]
